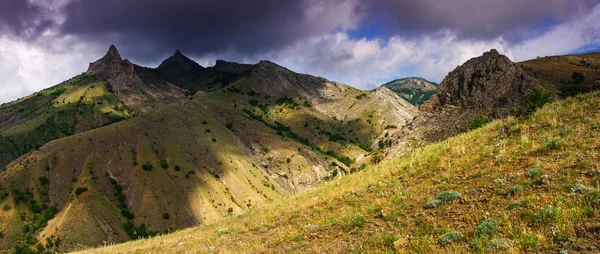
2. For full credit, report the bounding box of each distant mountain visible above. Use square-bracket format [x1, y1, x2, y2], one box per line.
[0, 46, 416, 252]
[381, 77, 438, 105]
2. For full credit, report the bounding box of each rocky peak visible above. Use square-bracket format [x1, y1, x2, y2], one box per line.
[214, 60, 253, 74]
[409, 49, 544, 141]
[157, 50, 204, 71]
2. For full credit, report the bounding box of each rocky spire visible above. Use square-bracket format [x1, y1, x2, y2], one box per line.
[104, 45, 122, 61]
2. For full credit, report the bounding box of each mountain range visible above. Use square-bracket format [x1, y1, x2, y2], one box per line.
[1, 46, 599, 253]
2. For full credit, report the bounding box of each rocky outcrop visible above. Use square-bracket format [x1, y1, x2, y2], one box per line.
[214, 60, 254, 74]
[409, 49, 544, 141]
[156, 50, 206, 87]
[88, 45, 185, 111]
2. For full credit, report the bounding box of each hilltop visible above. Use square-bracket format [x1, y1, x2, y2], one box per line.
[381, 77, 438, 106]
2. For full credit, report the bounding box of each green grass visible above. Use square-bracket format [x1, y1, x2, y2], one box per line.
[77, 92, 600, 253]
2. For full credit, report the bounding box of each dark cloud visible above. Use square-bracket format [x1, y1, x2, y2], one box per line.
[0, 0, 53, 37]
[361, 0, 600, 42]
[59, 0, 355, 62]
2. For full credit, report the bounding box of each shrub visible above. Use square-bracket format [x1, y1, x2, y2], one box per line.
[227, 207, 233, 213]
[522, 88, 552, 112]
[436, 191, 462, 202]
[355, 93, 367, 99]
[142, 162, 153, 171]
[572, 71, 585, 84]
[488, 238, 514, 250]
[534, 206, 558, 224]
[39, 176, 49, 185]
[341, 212, 365, 231]
[476, 218, 500, 236]
[75, 187, 89, 196]
[526, 168, 543, 179]
[29, 203, 42, 213]
[121, 208, 135, 219]
[160, 159, 168, 169]
[438, 231, 464, 245]
[175, 165, 181, 171]
[425, 199, 442, 209]
[508, 184, 524, 196]
[225, 122, 233, 130]
[286, 158, 291, 164]
[2, 204, 10, 211]
[543, 136, 563, 150]
[337, 156, 354, 167]
[467, 115, 489, 130]
[162, 213, 170, 220]
[212, 138, 217, 142]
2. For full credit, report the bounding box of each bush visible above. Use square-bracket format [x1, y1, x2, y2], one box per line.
[39, 176, 49, 185]
[508, 184, 524, 196]
[75, 187, 88, 196]
[425, 199, 442, 209]
[438, 231, 464, 245]
[476, 218, 500, 236]
[175, 165, 181, 171]
[572, 71, 585, 84]
[341, 212, 365, 231]
[212, 138, 217, 142]
[488, 238, 514, 250]
[337, 156, 354, 167]
[436, 191, 462, 202]
[526, 168, 543, 179]
[2, 204, 10, 211]
[160, 159, 169, 169]
[142, 162, 153, 171]
[467, 115, 489, 131]
[162, 213, 170, 220]
[121, 208, 135, 219]
[522, 88, 552, 112]
[225, 122, 233, 130]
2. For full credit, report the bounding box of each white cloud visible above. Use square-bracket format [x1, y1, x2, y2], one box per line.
[510, 3, 600, 61]
[0, 35, 103, 103]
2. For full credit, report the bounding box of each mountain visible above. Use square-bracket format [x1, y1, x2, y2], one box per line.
[381, 77, 438, 105]
[406, 49, 546, 142]
[78, 90, 600, 254]
[0, 46, 416, 252]
[87, 45, 185, 112]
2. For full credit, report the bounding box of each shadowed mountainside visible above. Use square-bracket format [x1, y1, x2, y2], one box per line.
[0, 46, 416, 252]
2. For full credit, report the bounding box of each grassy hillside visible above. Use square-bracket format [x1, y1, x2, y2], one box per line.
[0, 67, 415, 252]
[80, 92, 600, 253]
[0, 73, 133, 169]
[520, 52, 600, 97]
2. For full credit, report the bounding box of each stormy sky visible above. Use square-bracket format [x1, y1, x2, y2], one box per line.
[1, 0, 599, 103]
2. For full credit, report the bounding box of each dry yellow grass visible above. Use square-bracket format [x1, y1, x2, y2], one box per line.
[77, 92, 600, 253]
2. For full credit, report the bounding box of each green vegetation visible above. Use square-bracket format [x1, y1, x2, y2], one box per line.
[75, 187, 88, 196]
[160, 159, 169, 169]
[142, 162, 153, 171]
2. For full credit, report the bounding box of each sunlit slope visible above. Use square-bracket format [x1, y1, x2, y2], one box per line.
[520, 51, 600, 97]
[0, 73, 132, 169]
[83, 92, 600, 253]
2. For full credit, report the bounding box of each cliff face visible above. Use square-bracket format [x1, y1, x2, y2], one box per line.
[87, 45, 184, 112]
[409, 49, 544, 141]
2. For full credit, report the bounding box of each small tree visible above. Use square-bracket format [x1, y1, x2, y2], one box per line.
[160, 159, 169, 169]
[142, 162, 153, 171]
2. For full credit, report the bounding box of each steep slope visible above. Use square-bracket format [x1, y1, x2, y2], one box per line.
[382, 77, 438, 105]
[406, 49, 545, 142]
[0, 53, 416, 252]
[520, 51, 600, 97]
[87, 46, 185, 112]
[0, 74, 133, 170]
[80, 91, 600, 254]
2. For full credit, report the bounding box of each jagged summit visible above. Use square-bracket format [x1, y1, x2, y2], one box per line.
[214, 59, 254, 74]
[408, 48, 545, 141]
[105, 45, 122, 60]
